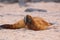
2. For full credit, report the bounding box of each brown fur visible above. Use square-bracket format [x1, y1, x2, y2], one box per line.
[25, 15, 51, 30]
[0, 19, 25, 29]
[0, 15, 51, 30]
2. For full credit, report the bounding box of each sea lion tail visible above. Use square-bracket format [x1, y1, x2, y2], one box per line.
[0, 24, 13, 29]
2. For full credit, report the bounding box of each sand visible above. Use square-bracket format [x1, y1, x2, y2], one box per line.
[0, 2, 60, 40]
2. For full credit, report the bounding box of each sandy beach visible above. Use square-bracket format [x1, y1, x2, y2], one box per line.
[0, 2, 60, 40]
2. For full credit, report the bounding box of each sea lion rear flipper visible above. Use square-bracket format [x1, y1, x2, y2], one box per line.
[0, 24, 13, 29]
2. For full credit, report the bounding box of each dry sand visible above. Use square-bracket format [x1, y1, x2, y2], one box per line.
[0, 2, 60, 40]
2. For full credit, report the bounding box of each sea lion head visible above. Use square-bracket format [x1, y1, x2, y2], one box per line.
[24, 15, 35, 29]
[24, 15, 33, 25]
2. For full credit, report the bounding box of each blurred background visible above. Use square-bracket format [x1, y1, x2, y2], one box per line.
[0, 0, 60, 3]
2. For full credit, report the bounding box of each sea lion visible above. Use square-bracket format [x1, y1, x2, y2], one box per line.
[0, 15, 52, 30]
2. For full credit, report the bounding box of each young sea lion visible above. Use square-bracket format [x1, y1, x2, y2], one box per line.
[0, 15, 52, 30]
[24, 15, 52, 30]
